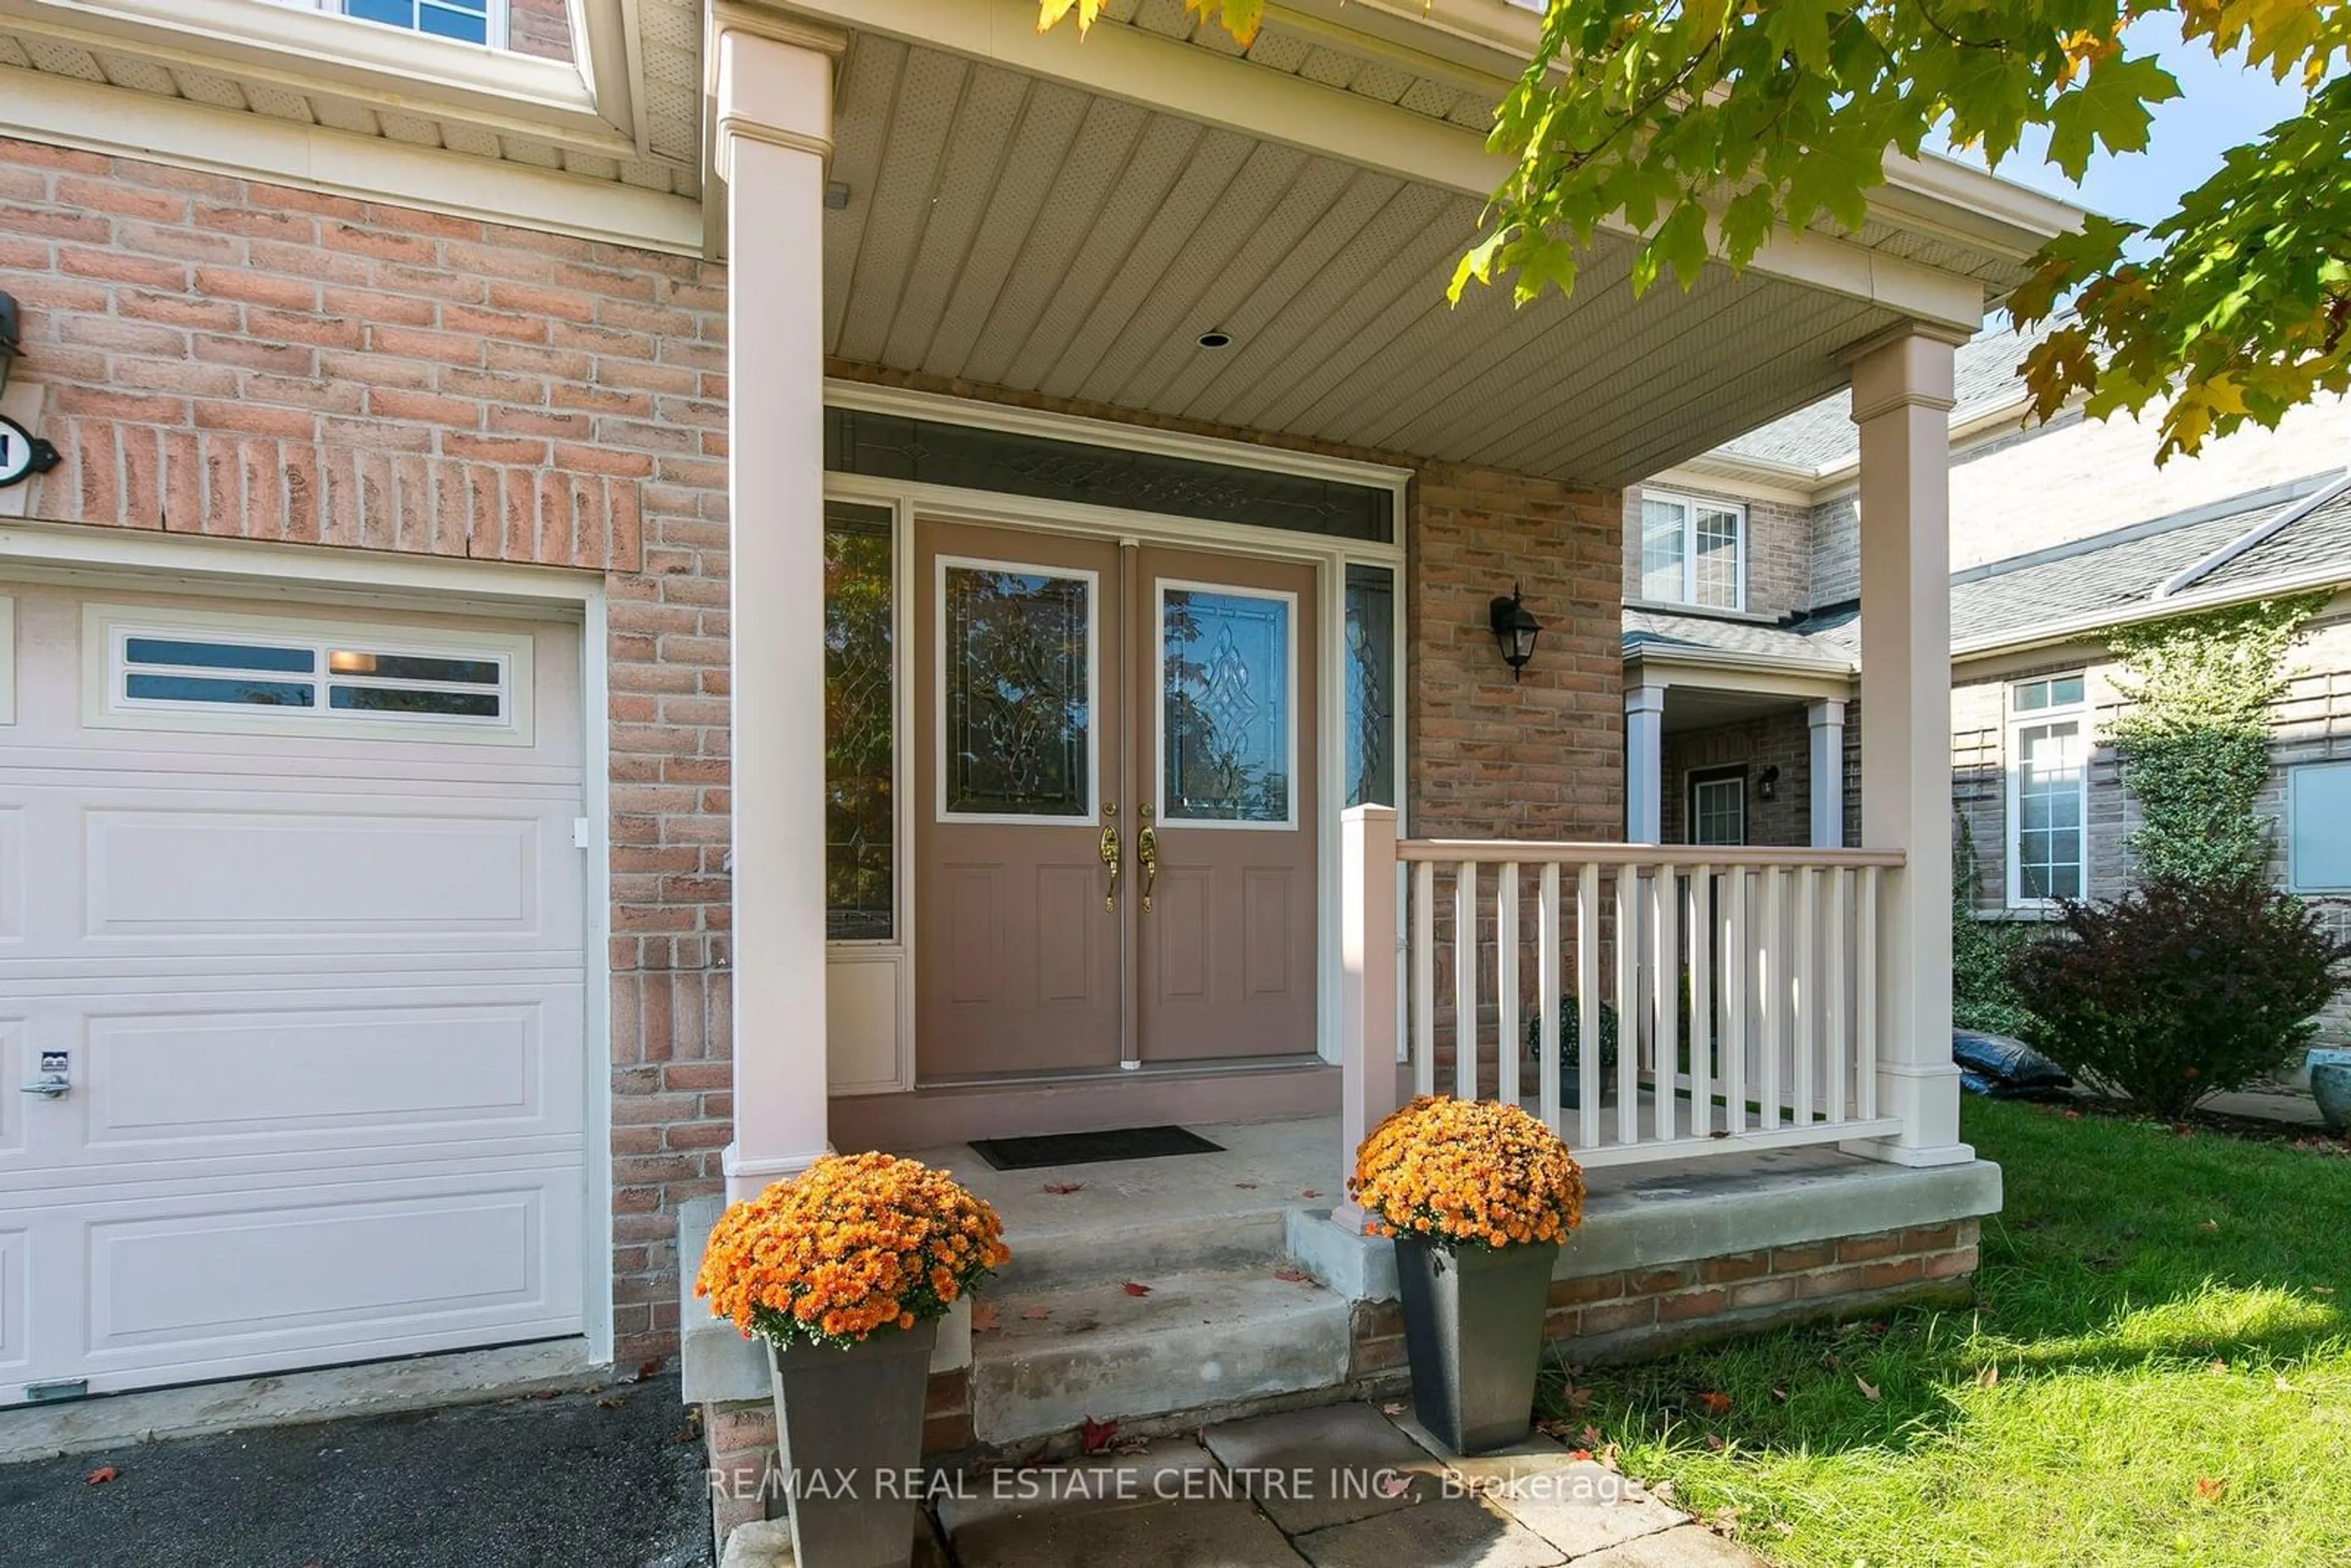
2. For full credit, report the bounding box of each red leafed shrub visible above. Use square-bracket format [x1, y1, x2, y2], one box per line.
[2010, 875, 2351, 1120]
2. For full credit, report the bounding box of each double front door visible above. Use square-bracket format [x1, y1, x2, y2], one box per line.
[914, 520, 1319, 1078]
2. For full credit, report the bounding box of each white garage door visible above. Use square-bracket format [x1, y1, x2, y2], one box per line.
[0, 579, 589, 1405]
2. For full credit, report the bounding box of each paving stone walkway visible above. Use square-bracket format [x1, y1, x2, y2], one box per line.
[729, 1400, 1766, 1567]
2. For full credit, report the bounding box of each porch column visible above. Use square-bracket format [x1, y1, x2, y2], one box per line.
[1808, 698, 1847, 849]
[1848, 326, 1969, 1166]
[1625, 683, 1665, 844]
[715, 14, 841, 1200]
[1337, 806, 1401, 1228]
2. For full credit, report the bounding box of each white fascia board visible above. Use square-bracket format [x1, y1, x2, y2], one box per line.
[571, 0, 642, 149]
[1640, 462, 1819, 509]
[808, 0, 1988, 331]
[1625, 644, 1859, 691]
[1, 66, 701, 253]
[0, 0, 629, 142]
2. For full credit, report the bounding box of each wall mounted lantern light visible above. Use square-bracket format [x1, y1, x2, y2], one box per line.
[1758, 765, 1781, 801]
[1488, 583, 1542, 681]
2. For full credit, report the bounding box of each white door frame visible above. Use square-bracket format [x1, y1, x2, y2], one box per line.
[821, 386, 1410, 1089]
[0, 517, 615, 1370]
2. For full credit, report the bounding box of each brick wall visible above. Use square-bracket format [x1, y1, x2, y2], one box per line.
[506, 0, 575, 62]
[1625, 482, 1812, 620]
[1657, 705, 1812, 847]
[1351, 1220, 1979, 1382]
[0, 137, 730, 1367]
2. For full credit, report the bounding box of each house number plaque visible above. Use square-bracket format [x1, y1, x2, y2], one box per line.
[0, 413, 59, 489]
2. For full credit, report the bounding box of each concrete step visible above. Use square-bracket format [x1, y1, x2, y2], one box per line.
[992, 1204, 1293, 1294]
[970, 1265, 1351, 1447]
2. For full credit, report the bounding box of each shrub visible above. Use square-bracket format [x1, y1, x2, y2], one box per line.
[1952, 814, 2039, 1039]
[696, 1152, 1010, 1349]
[2009, 875, 2351, 1119]
[1349, 1096, 1586, 1248]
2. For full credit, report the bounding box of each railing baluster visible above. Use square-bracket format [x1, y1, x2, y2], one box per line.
[1455, 860, 1479, 1101]
[1793, 866, 1817, 1127]
[1760, 865, 1783, 1131]
[1577, 861, 1601, 1152]
[1651, 863, 1680, 1144]
[1412, 860, 1436, 1097]
[1539, 863, 1563, 1136]
[1826, 867, 1848, 1125]
[1689, 864, 1713, 1138]
[1858, 866, 1880, 1122]
[1723, 867, 1747, 1135]
[1614, 865, 1640, 1148]
[1497, 863, 1521, 1110]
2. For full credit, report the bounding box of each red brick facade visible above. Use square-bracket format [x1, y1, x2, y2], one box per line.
[1, 143, 1629, 1372]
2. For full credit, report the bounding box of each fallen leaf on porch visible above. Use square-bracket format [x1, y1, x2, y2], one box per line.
[1021, 1306, 1053, 1320]
[629, 1356, 664, 1383]
[534, 1390, 560, 1400]
[1569, 1449, 1593, 1462]
[1695, 1389, 1733, 1417]
[1976, 1365, 2000, 1390]
[1381, 1402, 1407, 1417]
[1122, 1280, 1152, 1297]
[971, 1303, 1002, 1332]
[1116, 1438, 1151, 1455]
[1300, 1188, 1322, 1199]
[1703, 1434, 1726, 1452]
[1710, 1129, 1731, 1139]
[83, 1467, 118, 1486]
[1377, 1472, 1414, 1498]
[2194, 1477, 2226, 1502]
[597, 1397, 623, 1409]
[1272, 1267, 1311, 1283]
[1234, 1182, 1259, 1190]
[1080, 1416, 1119, 1454]
[1855, 1376, 1882, 1402]
[1041, 1182, 1086, 1195]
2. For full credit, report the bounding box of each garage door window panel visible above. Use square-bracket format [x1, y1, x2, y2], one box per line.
[95, 606, 533, 743]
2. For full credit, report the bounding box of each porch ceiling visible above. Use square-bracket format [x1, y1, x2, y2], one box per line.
[814, 30, 1913, 490]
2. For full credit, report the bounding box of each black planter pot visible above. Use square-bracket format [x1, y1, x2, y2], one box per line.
[1393, 1234, 1559, 1454]
[769, 1318, 937, 1568]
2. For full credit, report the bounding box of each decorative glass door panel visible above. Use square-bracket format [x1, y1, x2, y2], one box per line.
[1158, 585, 1294, 827]
[1134, 547, 1319, 1063]
[915, 527, 1123, 1077]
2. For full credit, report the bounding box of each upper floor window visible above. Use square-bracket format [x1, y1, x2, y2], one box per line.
[2008, 673, 2089, 906]
[280, 0, 506, 47]
[1640, 492, 1745, 610]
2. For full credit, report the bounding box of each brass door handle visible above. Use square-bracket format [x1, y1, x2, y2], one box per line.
[1137, 802, 1158, 913]
[1099, 803, 1120, 913]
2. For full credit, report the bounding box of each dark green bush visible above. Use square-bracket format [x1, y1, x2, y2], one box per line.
[2009, 874, 2351, 1119]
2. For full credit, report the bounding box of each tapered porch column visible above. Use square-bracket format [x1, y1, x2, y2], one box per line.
[715, 13, 841, 1200]
[1808, 698, 1847, 849]
[1849, 326, 1970, 1166]
[1625, 683, 1665, 844]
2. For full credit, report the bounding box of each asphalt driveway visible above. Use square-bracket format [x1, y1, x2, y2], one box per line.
[0, 1371, 710, 1568]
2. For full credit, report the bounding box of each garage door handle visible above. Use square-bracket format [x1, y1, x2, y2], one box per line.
[19, 1075, 68, 1100]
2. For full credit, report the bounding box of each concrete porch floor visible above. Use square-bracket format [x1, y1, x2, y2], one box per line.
[723, 1400, 1762, 1567]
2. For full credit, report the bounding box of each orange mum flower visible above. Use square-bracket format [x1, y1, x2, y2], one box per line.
[1348, 1097, 1585, 1249]
[694, 1152, 1010, 1351]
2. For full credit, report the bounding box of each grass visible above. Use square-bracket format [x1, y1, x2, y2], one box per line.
[1540, 1099, 2351, 1568]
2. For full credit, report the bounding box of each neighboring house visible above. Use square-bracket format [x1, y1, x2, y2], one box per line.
[0, 0, 2080, 1543]
[1622, 324, 2351, 1049]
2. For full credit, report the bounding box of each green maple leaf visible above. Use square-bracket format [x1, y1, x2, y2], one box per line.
[2046, 54, 2182, 180]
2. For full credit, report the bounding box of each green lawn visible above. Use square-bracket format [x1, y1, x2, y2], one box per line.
[1543, 1100, 2351, 1568]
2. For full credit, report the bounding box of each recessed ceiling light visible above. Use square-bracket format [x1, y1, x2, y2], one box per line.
[1196, 329, 1232, 349]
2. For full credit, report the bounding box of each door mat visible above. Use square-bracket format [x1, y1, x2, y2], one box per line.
[967, 1125, 1226, 1171]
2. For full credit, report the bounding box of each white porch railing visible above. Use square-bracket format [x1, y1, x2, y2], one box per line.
[1339, 807, 1908, 1179]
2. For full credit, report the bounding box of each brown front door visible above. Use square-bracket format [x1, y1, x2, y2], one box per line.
[914, 520, 1318, 1079]
[1134, 546, 1319, 1062]
[915, 523, 1124, 1077]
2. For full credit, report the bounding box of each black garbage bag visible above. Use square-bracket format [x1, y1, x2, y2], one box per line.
[1952, 1027, 2072, 1098]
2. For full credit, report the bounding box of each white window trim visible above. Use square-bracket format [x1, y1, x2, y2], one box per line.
[1687, 768, 1747, 847]
[267, 0, 510, 51]
[1153, 578, 1302, 833]
[83, 602, 534, 746]
[931, 553, 1103, 828]
[0, 596, 15, 726]
[2287, 759, 2351, 894]
[2004, 675, 2091, 909]
[1640, 489, 1747, 612]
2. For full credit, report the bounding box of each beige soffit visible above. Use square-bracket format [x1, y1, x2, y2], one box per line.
[0, 0, 703, 203]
